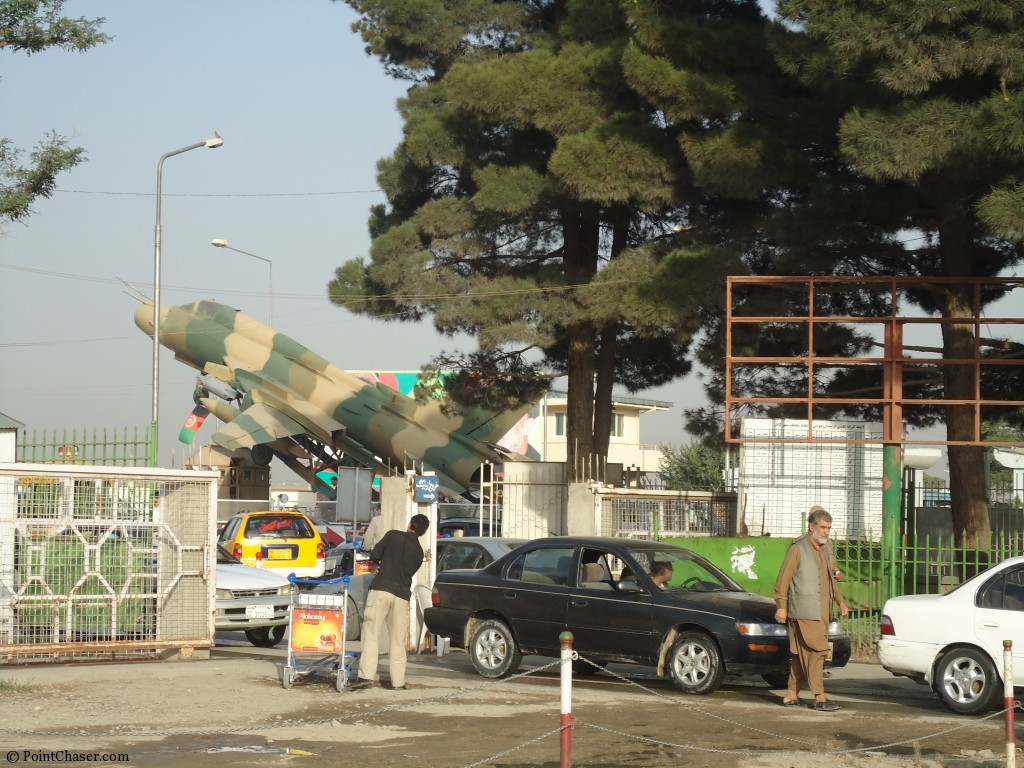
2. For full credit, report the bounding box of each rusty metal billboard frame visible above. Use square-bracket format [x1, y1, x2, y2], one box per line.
[725, 276, 1024, 446]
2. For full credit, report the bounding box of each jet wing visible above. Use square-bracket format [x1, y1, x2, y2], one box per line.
[211, 402, 307, 450]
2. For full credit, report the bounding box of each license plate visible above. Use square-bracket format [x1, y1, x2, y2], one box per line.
[246, 604, 274, 620]
[827, 641, 834, 662]
[267, 549, 292, 560]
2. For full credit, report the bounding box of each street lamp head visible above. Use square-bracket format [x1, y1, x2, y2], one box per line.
[205, 132, 224, 149]
[211, 238, 228, 248]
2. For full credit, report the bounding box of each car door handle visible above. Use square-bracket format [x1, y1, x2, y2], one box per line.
[501, 590, 517, 599]
[570, 599, 588, 607]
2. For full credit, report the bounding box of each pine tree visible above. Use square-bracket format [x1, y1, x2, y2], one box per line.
[330, 0, 781, 480]
[764, 0, 1024, 546]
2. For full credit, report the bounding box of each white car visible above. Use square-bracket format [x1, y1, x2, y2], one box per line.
[877, 554, 1024, 714]
[215, 545, 295, 647]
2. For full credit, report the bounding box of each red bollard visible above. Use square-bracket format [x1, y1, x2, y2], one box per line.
[1004, 639, 1015, 768]
[560, 631, 574, 768]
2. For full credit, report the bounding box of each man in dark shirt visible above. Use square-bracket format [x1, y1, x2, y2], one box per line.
[349, 513, 430, 690]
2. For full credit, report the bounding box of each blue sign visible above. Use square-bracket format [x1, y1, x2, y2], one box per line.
[413, 475, 440, 503]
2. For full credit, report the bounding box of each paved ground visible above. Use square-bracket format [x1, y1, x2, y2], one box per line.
[0, 640, 1014, 768]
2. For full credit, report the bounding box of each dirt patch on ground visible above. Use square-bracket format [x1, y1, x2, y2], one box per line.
[0, 653, 1010, 767]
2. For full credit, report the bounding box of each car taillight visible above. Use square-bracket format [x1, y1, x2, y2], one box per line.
[232, 544, 242, 559]
[317, 542, 325, 559]
[879, 615, 895, 636]
[431, 589, 441, 606]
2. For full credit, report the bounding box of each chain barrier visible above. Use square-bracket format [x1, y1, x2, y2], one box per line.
[1, 652, 1014, 767]
[572, 652, 1016, 762]
[0, 658, 564, 739]
[572, 653, 830, 750]
[574, 719, 1001, 764]
[462, 722, 571, 768]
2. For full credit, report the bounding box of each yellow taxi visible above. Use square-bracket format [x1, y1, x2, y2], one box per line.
[217, 510, 326, 578]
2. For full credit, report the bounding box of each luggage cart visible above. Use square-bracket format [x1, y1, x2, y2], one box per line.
[281, 575, 360, 692]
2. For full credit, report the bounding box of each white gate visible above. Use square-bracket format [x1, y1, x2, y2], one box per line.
[0, 464, 218, 663]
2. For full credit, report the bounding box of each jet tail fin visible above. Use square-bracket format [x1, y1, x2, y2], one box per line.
[458, 399, 537, 445]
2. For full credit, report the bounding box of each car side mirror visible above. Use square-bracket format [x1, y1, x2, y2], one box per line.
[616, 579, 642, 593]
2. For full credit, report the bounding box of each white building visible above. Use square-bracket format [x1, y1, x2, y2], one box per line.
[528, 391, 671, 477]
[0, 412, 23, 463]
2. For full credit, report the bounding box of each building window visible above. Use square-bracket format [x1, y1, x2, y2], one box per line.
[610, 412, 625, 438]
[554, 413, 565, 437]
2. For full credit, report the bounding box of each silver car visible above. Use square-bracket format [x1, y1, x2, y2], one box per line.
[215, 545, 296, 647]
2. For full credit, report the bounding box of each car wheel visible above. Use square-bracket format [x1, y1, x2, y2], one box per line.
[246, 625, 286, 648]
[761, 670, 791, 690]
[572, 658, 607, 676]
[345, 596, 360, 641]
[935, 647, 1001, 715]
[470, 619, 522, 679]
[667, 630, 724, 695]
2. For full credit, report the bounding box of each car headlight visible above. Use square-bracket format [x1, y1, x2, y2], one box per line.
[279, 584, 298, 596]
[737, 622, 788, 637]
[215, 588, 233, 600]
[828, 620, 843, 636]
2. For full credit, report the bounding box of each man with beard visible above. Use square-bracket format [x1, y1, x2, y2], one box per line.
[774, 505, 848, 711]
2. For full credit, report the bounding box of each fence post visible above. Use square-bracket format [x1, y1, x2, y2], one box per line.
[1004, 639, 1015, 768]
[882, 445, 902, 601]
[560, 631, 574, 768]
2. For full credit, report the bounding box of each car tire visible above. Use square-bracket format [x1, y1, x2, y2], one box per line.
[935, 646, 1001, 715]
[345, 596, 360, 641]
[246, 625, 286, 648]
[470, 619, 522, 679]
[572, 658, 607, 676]
[762, 669, 791, 689]
[667, 630, 724, 695]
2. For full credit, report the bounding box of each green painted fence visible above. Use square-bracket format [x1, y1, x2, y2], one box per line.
[670, 532, 1024, 660]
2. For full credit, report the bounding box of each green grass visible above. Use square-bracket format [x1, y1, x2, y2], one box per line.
[0, 679, 27, 694]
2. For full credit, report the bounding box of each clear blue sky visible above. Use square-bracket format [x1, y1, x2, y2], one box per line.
[0, 0, 693, 467]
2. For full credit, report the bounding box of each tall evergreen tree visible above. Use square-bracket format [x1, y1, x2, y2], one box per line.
[330, 0, 784, 480]
[761, 0, 1024, 546]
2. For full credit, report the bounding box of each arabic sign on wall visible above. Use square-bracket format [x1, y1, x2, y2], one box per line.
[413, 475, 440, 504]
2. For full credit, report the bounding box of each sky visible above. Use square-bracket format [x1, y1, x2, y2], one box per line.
[0, 0, 699, 471]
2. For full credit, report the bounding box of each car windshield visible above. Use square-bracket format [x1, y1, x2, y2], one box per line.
[625, 547, 738, 593]
[244, 515, 314, 539]
[217, 544, 241, 565]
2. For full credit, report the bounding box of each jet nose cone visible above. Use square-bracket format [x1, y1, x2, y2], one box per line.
[134, 302, 155, 337]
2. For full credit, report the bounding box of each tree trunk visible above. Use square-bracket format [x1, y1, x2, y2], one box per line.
[592, 209, 630, 465]
[566, 323, 596, 481]
[939, 220, 991, 550]
[561, 205, 601, 482]
[593, 322, 619, 459]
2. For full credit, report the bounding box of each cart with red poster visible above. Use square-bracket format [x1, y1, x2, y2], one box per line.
[281, 576, 360, 692]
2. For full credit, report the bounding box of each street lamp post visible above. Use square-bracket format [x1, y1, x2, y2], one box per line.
[150, 133, 224, 467]
[210, 239, 273, 324]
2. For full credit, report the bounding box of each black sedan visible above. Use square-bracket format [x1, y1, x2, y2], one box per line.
[425, 536, 850, 694]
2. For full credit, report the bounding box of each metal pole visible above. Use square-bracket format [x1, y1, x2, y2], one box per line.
[559, 631, 574, 768]
[151, 136, 222, 467]
[1004, 639, 1015, 768]
[882, 444, 902, 601]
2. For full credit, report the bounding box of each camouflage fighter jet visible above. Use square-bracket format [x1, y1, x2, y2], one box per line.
[134, 299, 538, 494]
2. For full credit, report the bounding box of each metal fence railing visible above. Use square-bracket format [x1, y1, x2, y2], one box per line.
[596, 489, 738, 539]
[17, 427, 150, 467]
